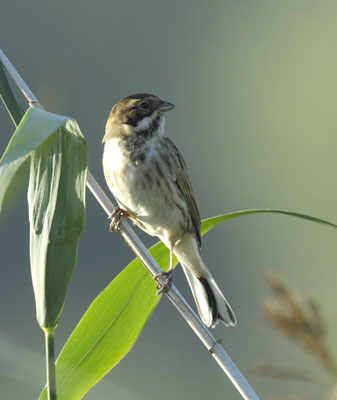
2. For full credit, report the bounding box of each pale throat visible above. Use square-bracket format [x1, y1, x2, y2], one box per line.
[134, 113, 165, 137]
[103, 112, 166, 143]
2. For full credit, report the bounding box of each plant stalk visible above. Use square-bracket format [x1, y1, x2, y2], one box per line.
[0, 47, 261, 400]
[44, 328, 57, 400]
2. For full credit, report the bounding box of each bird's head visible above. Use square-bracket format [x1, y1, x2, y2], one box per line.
[103, 93, 175, 142]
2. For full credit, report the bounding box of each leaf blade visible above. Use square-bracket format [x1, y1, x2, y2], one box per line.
[0, 108, 68, 217]
[1, 107, 88, 328]
[0, 62, 24, 126]
[40, 209, 337, 398]
[200, 208, 337, 236]
[40, 247, 162, 400]
[27, 112, 87, 328]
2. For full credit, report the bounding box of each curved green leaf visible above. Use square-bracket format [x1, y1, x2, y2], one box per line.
[28, 115, 88, 328]
[39, 243, 164, 400]
[40, 208, 337, 399]
[0, 107, 68, 217]
[201, 208, 337, 236]
[1, 107, 88, 328]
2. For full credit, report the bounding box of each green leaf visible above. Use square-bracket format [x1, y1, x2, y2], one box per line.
[0, 62, 24, 126]
[40, 208, 337, 399]
[0, 107, 88, 328]
[27, 109, 88, 328]
[200, 208, 337, 236]
[0, 108, 69, 217]
[39, 244, 163, 400]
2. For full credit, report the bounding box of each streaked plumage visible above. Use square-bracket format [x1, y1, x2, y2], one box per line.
[102, 93, 236, 328]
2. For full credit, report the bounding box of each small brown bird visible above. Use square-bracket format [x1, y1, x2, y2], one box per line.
[102, 93, 236, 328]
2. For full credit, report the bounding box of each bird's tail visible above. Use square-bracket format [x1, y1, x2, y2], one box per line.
[181, 264, 236, 328]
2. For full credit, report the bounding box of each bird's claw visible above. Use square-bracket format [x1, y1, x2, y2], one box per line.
[154, 270, 174, 295]
[109, 207, 130, 231]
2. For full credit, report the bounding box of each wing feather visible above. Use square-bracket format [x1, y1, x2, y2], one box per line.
[164, 137, 201, 247]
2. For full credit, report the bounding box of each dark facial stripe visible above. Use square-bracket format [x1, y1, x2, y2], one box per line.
[124, 112, 141, 127]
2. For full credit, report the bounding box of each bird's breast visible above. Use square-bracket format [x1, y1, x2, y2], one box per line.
[103, 137, 151, 208]
[103, 138, 126, 175]
[103, 136, 190, 243]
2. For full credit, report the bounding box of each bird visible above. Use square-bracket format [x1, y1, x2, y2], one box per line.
[102, 93, 236, 328]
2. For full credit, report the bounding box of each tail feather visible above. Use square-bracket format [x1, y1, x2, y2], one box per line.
[181, 264, 236, 328]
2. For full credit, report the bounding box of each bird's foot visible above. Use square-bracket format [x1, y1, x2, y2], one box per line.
[109, 207, 130, 231]
[154, 270, 174, 295]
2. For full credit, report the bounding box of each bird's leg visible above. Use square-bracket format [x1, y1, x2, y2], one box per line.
[109, 207, 131, 231]
[155, 244, 174, 295]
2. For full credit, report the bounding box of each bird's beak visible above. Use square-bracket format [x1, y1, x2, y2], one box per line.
[159, 100, 175, 112]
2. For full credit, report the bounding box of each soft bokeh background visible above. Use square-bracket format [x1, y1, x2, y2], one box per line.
[1, 1, 337, 399]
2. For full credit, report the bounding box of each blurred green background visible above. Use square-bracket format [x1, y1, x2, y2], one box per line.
[1, 1, 337, 399]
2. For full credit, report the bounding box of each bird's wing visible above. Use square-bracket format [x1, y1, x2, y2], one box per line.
[164, 137, 201, 247]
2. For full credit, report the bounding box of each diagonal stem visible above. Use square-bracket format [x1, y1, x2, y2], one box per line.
[0, 48, 261, 400]
[44, 328, 57, 400]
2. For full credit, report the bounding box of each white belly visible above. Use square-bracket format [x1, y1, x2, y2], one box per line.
[103, 138, 187, 245]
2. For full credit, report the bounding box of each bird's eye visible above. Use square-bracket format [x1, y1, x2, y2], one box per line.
[139, 102, 149, 110]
